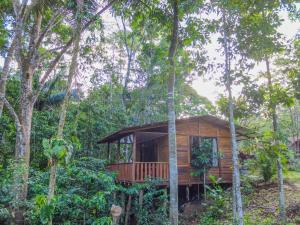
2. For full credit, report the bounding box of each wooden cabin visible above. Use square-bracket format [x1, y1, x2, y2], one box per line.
[99, 115, 247, 186]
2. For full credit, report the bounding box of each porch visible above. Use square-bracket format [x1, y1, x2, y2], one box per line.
[103, 130, 170, 183]
[107, 162, 169, 183]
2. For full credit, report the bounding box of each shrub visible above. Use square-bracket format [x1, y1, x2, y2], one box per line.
[0, 157, 117, 225]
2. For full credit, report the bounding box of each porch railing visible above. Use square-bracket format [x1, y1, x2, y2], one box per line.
[107, 162, 169, 182]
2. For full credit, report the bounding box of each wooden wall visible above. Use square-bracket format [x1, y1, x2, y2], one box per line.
[155, 118, 233, 184]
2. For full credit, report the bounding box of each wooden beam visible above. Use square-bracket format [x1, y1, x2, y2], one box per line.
[107, 142, 110, 161]
[132, 133, 137, 182]
[132, 133, 136, 162]
[117, 139, 121, 159]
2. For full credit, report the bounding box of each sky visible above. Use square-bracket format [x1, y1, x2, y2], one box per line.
[1, 6, 299, 105]
[192, 11, 300, 103]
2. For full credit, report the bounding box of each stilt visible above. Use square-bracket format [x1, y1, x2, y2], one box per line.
[185, 185, 190, 202]
[125, 195, 132, 225]
[163, 188, 168, 209]
[120, 192, 125, 224]
[197, 183, 200, 200]
[121, 192, 125, 209]
[139, 190, 144, 207]
[203, 173, 207, 201]
[113, 192, 117, 201]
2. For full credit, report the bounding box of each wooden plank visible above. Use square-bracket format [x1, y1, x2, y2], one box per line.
[141, 163, 144, 181]
[145, 163, 148, 178]
[159, 163, 162, 179]
[152, 163, 155, 177]
[136, 163, 140, 181]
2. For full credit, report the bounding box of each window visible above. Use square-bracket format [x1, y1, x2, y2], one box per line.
[191, 137, 219, 168]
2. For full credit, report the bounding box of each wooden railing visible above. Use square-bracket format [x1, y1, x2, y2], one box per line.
[134, 162, 169, 182]
[107, 163, 134, 182]
[107, 162, 169, 182]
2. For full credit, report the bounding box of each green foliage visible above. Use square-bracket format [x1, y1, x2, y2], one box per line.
[191, 138, 218, 177]
[198, 176, 226, 225]
[26, 157, 116, 225]
[42, 138, 73, 163]
[132, 180, 169, 225]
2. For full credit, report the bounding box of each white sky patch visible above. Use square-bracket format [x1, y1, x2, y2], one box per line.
[192, 11, 300, 103]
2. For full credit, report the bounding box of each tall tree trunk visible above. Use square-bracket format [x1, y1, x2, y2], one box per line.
[265, 57, 286, 223]
[167, 1, 179, 225]
[13, 11, 42, 225]
[47, 2, 82, 225]
[222, 9, 244, 225]
[0, 36, 17, 117]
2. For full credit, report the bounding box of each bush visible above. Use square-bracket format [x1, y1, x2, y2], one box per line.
[0, 157, 117, 225]
[198, 176, 227, 225]
[247, 148, 277, 182]
[129, 179, 169, 225]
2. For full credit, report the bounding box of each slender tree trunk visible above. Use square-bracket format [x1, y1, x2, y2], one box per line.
[222, 9, 244, 225]
[120, 15, 134, 111]
[46, 1, 83, 222]
[265, 57, 286, 224]
[168, 1, 179, 224]
[0, 36, 17, 117]
[232, 170, 237, 223]
[47, 159, 57, 202]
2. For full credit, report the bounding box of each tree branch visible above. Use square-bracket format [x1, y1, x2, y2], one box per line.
[35, 8, 67, 50]
[82, 0, 117, 31]
[33, 0, 118, 104]
[0, 96, 21, 129]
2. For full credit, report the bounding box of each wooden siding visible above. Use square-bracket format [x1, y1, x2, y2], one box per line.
[175, 118, 232, 184]
[151, 118, 232, 184]
[107, 117, 233, 185]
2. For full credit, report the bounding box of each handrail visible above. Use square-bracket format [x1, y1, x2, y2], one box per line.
[107, 162, 169, 182]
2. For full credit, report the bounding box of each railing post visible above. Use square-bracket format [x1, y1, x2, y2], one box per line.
[132, 133, 136, 182]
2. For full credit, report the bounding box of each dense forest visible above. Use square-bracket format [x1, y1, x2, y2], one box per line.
[0, 0, 299, 225]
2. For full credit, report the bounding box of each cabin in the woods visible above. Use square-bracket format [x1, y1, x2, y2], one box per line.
[99, 115, 247, 186]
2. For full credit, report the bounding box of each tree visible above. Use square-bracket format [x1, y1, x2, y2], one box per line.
[221, 6, 244, 224]
[167, 0, 179, 224]
[47, 1, 83, 224]
[235, 2, 297, 222]
[0, 1, 116, 223]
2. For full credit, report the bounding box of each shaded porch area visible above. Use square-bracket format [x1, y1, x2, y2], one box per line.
[104, 131, 169, 183]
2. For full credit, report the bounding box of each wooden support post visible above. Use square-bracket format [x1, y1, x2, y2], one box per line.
[121, 192, 125, 210]
[132, 133, 136, 162]
[125, 195, 132, 225]
[185, 185, 190, 202]
[197, 183, 200, 200]
[107, 142, 110, 161]
[163, 188, 168, 209]
[117, 139, 121, 156]
[139, 190, 144, 207]
[113, 192, 117, 201]
[132, 133, 136, 181]
[204, 173, 207, 201]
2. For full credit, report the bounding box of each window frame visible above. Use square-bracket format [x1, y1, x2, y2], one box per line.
[189, 136, 220, 168]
